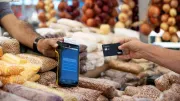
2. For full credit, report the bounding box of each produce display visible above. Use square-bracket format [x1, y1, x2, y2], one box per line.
[0, 38, 20, 54]
[58, 0, 81, 20]
[0, 35, 179, 101]
[17, 54, 58, 72]
[141, 0, 180, 42]
[1, 1, 180, 100]
[36, 0, 57, 28]
[115, 0, 139, 31]
[81, 0, 118, 27]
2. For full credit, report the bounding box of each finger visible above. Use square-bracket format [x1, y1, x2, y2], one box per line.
[118, 43, 129, 50]
[123, 49, 130, 55]
[119, 55, 131, 60]
[43, 50, 56, 58]
[47, 39, 59, 48]
[58, 37, 64, 41]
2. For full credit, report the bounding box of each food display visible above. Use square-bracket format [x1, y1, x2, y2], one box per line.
[81, 0, 118, 27]
[36, 0, 57, 28]
[1, 1, 180, 101]
[141, 0, 180, 43]
[58, 0, 81, 20]
[115, 0, 139, 31]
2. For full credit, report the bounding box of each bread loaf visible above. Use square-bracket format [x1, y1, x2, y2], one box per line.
[4, 84, 63, 101]
[79, 77, 118, 98]
[17, 54, 58, 72]
[0, 90, 30, 101]
[0, 61, 24, 76]
[0, 39, 20, 54]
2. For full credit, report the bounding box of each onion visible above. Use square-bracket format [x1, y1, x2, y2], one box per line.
[108, 18, 116, 27]
[160, 22, 169, 31]
[81, 15, 88, 23]
[85, 9, 94, 18]
[85, 0, 93, 8]
[169, 26, 177, 34]
[36, 1, 45, 9]
[38, 12, 46, 22]
[39, 23, 47, 28]
[45, 6, 51, 12]
[102, 5, 109, 13]
[58, 1, 67, 11]
[65, 12, 72, 19]
[171, 35, 179, 42]
[163, 0, 171, 3]
[152, 0, 161, 3]
[163, 4, 170, 13]
[123, 0, 131, 4]
[170, 8, 177, 17]
[176, 16, 180, 23]
[95, 16, 102, 26]
[128, 0, 135, 9]
[87, 18, 96, 27]
[46, 13, 52, 20]
[170, 0, 178, 8]
[118, 13, 128, 23]
[121, 4, 130, 14]
[150, 17, 160, 26]
[168, 17, 176, 26]
[59, 12, 66, 18]
[94, 5, 101, 14]
[140, 23, 152, 36]
[148, 5, 160, 17]
[127, 10, 133, 16]
[50, 10, 56, 17]
[125, 20, 132, 27]
[49, 3, 54, 9]
[111, 9, 118, 17]
[177, 6, 180, 13]
[161, 14, 169, 22]
[82, 6, 87, 13]
[162, 32, 171, 41]
[115, 22, 125, 28]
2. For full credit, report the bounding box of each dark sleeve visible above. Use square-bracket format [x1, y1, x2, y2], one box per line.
[0, 2, 13, 19]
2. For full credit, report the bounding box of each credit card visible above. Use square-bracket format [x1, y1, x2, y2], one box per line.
[102, 43, 123, 57]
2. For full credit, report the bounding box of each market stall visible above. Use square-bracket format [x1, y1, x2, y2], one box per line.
[0, 0, 180, 101]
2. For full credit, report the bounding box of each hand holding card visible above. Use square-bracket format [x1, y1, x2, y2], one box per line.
[102, 43, 123, 57]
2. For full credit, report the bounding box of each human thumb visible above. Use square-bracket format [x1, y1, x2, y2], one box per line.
[118, 43, 130, 50]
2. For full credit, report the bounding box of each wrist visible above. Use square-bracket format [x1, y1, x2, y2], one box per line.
[33, 37, 44, 53]
[140, 43, 153, 60]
